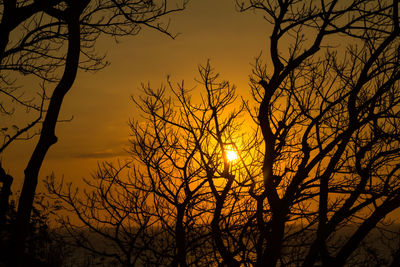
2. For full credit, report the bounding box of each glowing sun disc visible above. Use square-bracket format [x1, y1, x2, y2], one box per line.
[226, 150, 238, 162]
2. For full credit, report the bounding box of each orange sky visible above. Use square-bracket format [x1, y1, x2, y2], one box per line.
[3, 0, 271, 192]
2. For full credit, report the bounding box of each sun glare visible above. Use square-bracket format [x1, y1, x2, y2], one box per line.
[226, 149, 238, 163]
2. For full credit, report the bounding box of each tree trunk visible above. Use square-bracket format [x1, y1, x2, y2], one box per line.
[0, 166, 13, 227]
[173, 204, 188, 267]
[12, 13, 81, 265]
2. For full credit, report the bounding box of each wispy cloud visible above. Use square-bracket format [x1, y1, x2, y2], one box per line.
[72, 149, 128, 159]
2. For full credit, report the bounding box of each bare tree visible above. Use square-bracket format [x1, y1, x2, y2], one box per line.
[0, 0, 187, 264]
[47, 0, 400, 266]
[235, 0, 400, 266]
[47, 63, 259, 266]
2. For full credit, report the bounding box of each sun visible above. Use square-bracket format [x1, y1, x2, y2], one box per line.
[226, 149, 238, 163]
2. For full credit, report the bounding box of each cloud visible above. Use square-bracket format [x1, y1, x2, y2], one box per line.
[72, 149, 128, 159]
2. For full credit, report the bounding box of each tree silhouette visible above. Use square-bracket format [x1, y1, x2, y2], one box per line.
[0, 0, 187, 264]
[50, 0, 400, 266]
[48, 63, 259, 266]
[237, 0, 400, 265]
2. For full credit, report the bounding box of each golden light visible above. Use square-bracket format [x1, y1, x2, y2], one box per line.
[226, 149, 238, 163]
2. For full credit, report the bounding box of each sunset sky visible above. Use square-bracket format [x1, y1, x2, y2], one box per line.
[2, 1, 400, 266]
[4, 0, 270, 191]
